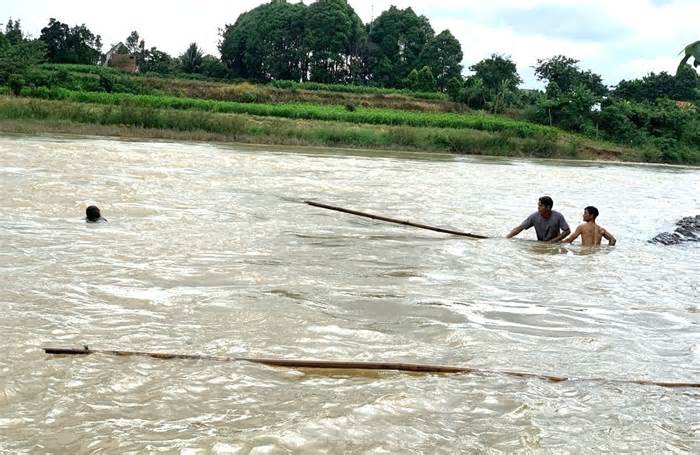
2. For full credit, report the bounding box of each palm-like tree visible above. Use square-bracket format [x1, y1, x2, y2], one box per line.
[180, 42, 203, 74]
[677, 40, 700, 74]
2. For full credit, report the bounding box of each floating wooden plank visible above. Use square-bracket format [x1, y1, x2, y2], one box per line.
[44, 347, 698, 389]
[305, 201, 489, 239]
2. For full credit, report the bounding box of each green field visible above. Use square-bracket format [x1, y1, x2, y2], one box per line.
[22, 87, 557, 138]
[0, 64, 652, 163]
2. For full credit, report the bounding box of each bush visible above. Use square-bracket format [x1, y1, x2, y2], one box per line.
[99, 74, 114, 93]
[8, 74, 24, 95]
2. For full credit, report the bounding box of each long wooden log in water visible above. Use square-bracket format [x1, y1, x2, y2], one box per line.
[305, 201, 489, 239]
[44, 347, 698, 388]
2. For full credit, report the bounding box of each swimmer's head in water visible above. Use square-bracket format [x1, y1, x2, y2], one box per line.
[583, 206, 599, 221]
[86, 205, 101, 222]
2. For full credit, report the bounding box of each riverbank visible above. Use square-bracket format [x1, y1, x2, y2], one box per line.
[2, 63, 698, 164]
[0, 96, 636, 162]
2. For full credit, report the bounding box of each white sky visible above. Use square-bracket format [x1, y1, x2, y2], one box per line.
[3, 0, 699, 88]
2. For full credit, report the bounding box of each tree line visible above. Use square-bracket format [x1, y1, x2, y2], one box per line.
[219, 0, 462, 91]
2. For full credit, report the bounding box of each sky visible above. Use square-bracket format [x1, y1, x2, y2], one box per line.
[2, 0, 699, 88]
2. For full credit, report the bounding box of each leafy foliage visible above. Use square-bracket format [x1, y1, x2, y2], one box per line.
[469, 54, 522, 91]
[39, 18, 102, 64]
[535, 55, 607, 96]
[179, 42, 204, 74]
[0, 32, 46, 93]
[219, 0, 462, 90]
[613, 67, 699, 102]
[367, 6, 434, 87]
[304, 0, 367, 83]
[405, 66, 436, 92]
[219, 0, 306, 81]
[415, 30, 463, 91]
[4, 19, 24, 45]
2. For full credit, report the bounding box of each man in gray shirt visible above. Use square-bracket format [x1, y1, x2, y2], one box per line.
[506, 196, 570, 242]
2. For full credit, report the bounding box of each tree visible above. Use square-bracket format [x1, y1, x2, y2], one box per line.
[4, 18, 24, 45]
[534, 55, 607, 96]
[139, 47, 174, 74]
[220, 0, 307, 81]
[199, 55, 227, 78]
[39, 18, 102, 64]
[677, 40, 700, 74]
[125, 31, 142, 55]
[531, 83, 599, 132]
[125, 30, 146, 66]
[179, 42, 203, 73]
[416, 30, 463, 91]
[613, 68, 699, 102]
[367, 6, 434, 87]
[405, 66, 436, 92]
[469, 54, 522, 91]
[0, 39, 46, 93]
[446, 76, 463, 101]
[488, 79, 520, 114]
[304, 0, 367, 83]
[457, 77, 488, 109]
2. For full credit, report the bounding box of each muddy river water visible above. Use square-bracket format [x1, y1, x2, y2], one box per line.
[0, 135, 698, 453]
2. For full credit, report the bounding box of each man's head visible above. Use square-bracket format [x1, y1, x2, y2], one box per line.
[86, 205, 101, 222]
[537, 196, 553, 216]
[583, 206, 599, 222]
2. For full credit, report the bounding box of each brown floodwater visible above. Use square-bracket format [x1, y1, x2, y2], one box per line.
[0, 134, 698, 453]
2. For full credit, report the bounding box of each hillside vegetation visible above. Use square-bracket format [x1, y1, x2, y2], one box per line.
[1, 6, 699, 163]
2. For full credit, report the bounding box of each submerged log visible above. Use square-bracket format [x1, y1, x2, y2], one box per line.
[305, 201, 489, 239]
[44, 347, 698, 389]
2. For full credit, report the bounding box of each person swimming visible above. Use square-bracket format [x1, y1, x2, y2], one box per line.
[562, 206, 615, 246]
[85, 205, 107, 223]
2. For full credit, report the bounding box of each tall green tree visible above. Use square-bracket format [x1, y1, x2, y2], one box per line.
[179, 42, 203, 73]
[534, 55, 607, 96]
[304, 0, 367, 83]
[415, 30, 463, 91]
[39, 18, 102, 64]
[220, 0, 307, 81]
[469, 54, 522, 91]
[4, 19, 24, 45]
[367, 6, 434, 87]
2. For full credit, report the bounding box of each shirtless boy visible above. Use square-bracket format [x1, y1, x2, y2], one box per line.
[563, 206, 616, 246]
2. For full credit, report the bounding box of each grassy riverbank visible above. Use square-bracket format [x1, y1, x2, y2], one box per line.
[0, 62, 670, 162]
[0, 96, 631, 160]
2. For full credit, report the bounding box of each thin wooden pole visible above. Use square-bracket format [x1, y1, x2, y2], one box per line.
[44, 347, 698, 389]
[305, 201, 489, 239]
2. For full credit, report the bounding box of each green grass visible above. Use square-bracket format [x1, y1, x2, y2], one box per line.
[34, 64, 459, 110]
[0, 96, 571, 158]
[37, 64, 447, 99]
[270, 80, 447, 100]
[21, 87, 559, 139]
